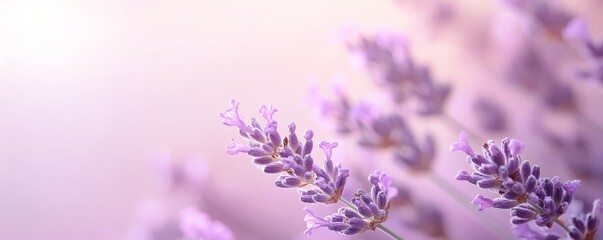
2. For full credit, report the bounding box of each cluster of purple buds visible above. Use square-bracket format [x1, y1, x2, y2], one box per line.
[303, 171, 393, 236]
[513, 200, 601, 240]
[451, 132, 601, 239]
[221, 100, 349, 204]
[221, 100, 398, 237]
[563, 17, 603, 85]
[342, 30, 450, 114]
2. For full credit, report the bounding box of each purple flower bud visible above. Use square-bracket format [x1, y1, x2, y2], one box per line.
[509, 139, 525, 156]
[264, 163, 284, 174]
[455, 170, 473, 182]
[489, 143, 505, 166]
[477, 178, 501, 189]
[525, 175, 537, 193]
[267, 130, 281, 148]
[253, 156, 273, 165]
[507, 157, 520, 174]
[493, 198, 518, 209]
[532, 165, 540, 179]
[248, 147, 269, 157]
[312, 194, 330, 203]
[328, 222, 350, 231]
[348, 218, 368, 229]
[512, 207, 538, 219]
[357, 205, 373, 218]
[520, 161, 531, 183]
[304, 130, 314, 140]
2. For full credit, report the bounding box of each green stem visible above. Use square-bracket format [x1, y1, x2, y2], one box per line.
[339, 198, 404, 240]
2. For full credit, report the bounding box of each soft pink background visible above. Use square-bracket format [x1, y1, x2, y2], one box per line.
[2, 1, 601, 240]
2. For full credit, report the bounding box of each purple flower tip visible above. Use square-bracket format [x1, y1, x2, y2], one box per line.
[450, 131, 475, 157]
[220, 99, 252, 133]
[472, 194, 494, 211]
[304, 130, 314, 140]
[455, 170, 472, 181]
[259, 105, 278, 123]
[303, 207, 330, 237]
[562, 180, 581, 195]
[319, 141, 338, 160]
[226, 139, 250, 155]
[508, 139, 525, 156]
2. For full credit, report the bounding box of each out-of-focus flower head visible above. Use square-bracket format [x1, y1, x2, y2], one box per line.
[340, 30, 450, 112]
[154, 152, 208, 190]
[179, 207, 234, 240]
[473, 97, 507, 132]
[563, 17, 603, 85]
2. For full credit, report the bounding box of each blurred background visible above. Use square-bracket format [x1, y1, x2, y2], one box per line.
[1, 0, 602, 239]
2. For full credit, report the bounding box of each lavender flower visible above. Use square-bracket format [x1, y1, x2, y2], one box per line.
[303, 171, 394, 236]
[221, 100, 400, 239]
[563, 17, 603, 85]
[180, 207, 234, 240]
[451, 132, 601, 239]
[221, 100, 349, 204]
[343, 31, 450, 113]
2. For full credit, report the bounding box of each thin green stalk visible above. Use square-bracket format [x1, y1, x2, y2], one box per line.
[339, 197, 404, 240]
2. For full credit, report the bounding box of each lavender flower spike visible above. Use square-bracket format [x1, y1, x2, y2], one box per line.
[222, 101, 402, 239]
[451, 133, 600, 240]
[221, 100, 350, 204]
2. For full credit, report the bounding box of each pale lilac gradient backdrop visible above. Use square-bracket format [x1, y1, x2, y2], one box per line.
[0, 1, 421, 239]
[3, 1, 600, 240]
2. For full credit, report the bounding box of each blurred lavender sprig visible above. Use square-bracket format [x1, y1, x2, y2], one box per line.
[220, 100, 402, 239]
[564, 17, 603, 85]
[342, 30, 450, 114]
[180, 207, 234, 240]
[451, 131, 602, 239]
